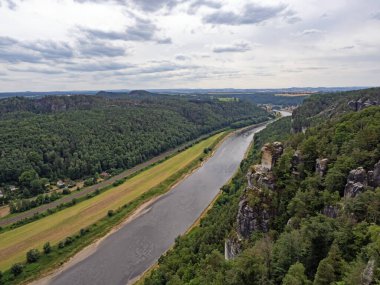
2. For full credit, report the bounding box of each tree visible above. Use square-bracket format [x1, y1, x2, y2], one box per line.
[282, 262, 311, 285]
[19, 169, 39, 187]
[26, 248, 40, 263]
[313, 243, 345, 285]
[11, 263, 23, 276]
[43, 242, 51, 254]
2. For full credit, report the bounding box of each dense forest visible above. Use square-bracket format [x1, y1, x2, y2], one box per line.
[144, 88, 380, 285]
[0, 92, 270, 200]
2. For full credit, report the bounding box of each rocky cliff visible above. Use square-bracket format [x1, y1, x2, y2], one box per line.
[225, 142, 283, 260]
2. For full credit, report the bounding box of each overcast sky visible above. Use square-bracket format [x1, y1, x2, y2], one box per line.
[0, 0, 379, 91]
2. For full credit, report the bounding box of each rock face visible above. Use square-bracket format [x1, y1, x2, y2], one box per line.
[261, 142, 283, 170]
[348, 98, 379, 111]
[316, 158, 329, 177]
[236, 192, 271, 239]
[225, 142, 282, 260]
[370, 160, 380, 187]
[225, 238, 241, 260]
[344, 167, 368, 198]
[247, 165, 275, 190]
[291, 150, 303, 176]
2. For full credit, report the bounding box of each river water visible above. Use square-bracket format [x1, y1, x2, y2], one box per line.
[42, 118, 286, 285]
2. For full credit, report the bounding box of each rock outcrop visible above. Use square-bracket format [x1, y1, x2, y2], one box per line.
[369, 160, 380, 187]
[225, 237, 241, 260]
[348, 98, 379, 112]
[344, 167, 368, 198]
[225, 142, 283, 260]
[247, 165, 275, 190]
[291, 150, 303, 176]
[316, 158, 329, 177]
[260, 142, 283, 170]
[236, 189, 271, 239]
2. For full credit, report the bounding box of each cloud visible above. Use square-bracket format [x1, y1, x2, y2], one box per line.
[175, 54, 191, 61]
[0, 0, 18, 10]
[0, 50, 42, 63]
[212, 41, 251, 53]
[188, 0, 221, 14]
[371, 11, 380, 20]
[296, 29, 323, 36]
[66, 62, 133, 72]
[77, 40, 126, 57]
[20, 41, 74, 60]
[203, 3, 287, 25]
[8, 66, 65, 74]
[83, 17, 171, 43]
[74, 0, 184, 12]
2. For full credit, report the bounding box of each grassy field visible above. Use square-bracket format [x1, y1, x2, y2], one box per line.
[0, 132, 225, 271]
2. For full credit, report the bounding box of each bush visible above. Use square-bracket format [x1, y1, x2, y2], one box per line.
[11, 263, 23, 276]
[26, 248, 40, 263]
[58, 241, 65, 249]
[0, 271, 3, 284]
[64, 236, 74, 246]
[43, 242, 51, 254]
[62, 188, 70, 195]
[112, 179, 124, 187]
[107, 210, 114, 217]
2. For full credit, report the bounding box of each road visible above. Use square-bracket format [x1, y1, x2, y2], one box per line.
[35, 121, 275, 285]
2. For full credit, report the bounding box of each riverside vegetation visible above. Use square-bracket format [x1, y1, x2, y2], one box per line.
[143, 87, 380, 285]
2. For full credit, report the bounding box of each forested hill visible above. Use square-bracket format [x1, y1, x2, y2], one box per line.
[292, 87, 380, 132]
[144, 88, 380, 285]
[0, 93, 270, 199]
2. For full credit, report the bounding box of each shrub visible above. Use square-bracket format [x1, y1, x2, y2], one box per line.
[107, 210, 114, 217]
[64, 237, 74, 246]
[62, 188, 70, 195]
[26, 248, 40, 263]
[58, 241, 65, 249]
[11, 263, 23, 276]
[43, 242, 51, 254]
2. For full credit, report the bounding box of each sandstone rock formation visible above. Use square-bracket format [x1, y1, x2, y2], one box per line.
[316, 158, 329, 177]
[247, 165, 276, 190]
[344, 167, 368, 198]
[260, 142, 283, 170]
[348, 98, 379, 112]
[225, 237, 241, 260]
[236, 189, 271, 239]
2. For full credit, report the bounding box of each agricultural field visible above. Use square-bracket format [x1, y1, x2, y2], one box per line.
[0, 132, 225, 271]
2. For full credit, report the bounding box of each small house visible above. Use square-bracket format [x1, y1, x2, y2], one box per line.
[57, 180, 66, 188]
[100, 172, 111, 179]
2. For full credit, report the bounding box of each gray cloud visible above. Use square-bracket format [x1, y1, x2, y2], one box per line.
[83, 17, 171, 43]
[213, 41, 251, 53]
[66, 62, 133, 72]
[74, 0, 183, 12]
[203, 3, 287, 25]
[77, 40, 126, 57]
[372, 11, 380, 20]
[296, 29, 323, 36]
[20, 41, 74, 60]
[175, 54, 191, 61]
[0, 50, 42, 63]
[8, 66, 65, 74]
[0, 0, 18, 10]
[188, 0, 221, 14]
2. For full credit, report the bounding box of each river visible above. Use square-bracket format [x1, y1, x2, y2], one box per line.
[36, 115, 290, 285]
